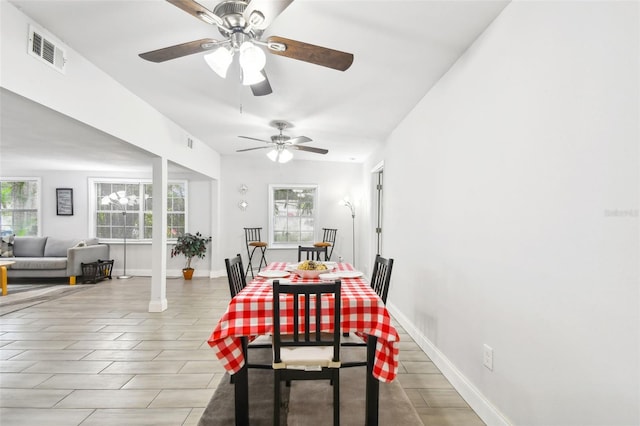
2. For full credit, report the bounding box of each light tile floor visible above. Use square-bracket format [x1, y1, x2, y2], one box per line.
[0, 277, 485, 426]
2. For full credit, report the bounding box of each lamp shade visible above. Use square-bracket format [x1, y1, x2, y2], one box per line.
[266, 149, 278, 162]
[278, 149, 293, 163]
[238, 41, 266, 73]
[204, 47, 233, 78]
[241, 68, 266, 86]
[267, 148, 293, 163]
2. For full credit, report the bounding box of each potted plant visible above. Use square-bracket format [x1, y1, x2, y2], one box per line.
[170, 232, 211, 280]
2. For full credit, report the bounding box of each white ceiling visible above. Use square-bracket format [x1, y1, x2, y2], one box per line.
[2, 0, 509, 171]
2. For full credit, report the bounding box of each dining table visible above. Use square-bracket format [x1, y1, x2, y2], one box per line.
[207, 261, 400, 426]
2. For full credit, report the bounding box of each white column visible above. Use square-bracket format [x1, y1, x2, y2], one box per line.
[210, 178, 220, 277]
[149, 156, 168, 312]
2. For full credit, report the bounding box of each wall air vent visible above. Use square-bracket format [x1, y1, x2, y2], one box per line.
[28, 25, 66, 73]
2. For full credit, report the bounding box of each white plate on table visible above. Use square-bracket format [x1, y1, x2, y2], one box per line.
[267, 278, 291, 284]
[318, 273, 340, 281]
[284, 263, 298, 272]
[258, 270, 290, 278]
[336, 271, 364, 279]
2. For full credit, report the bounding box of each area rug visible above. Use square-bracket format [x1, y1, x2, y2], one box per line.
[0, 282, 90, 316]
[198, 347, 422, 426]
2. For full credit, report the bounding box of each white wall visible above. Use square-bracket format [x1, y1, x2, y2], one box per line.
[380, 1, 639, 425]
[218, 156, 364, 273]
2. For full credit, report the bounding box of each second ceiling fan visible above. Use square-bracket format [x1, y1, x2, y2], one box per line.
[139, 0, 354, 96]
[237, 121, 328, 163]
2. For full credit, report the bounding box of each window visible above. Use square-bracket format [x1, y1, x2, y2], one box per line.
[268, 184, 318, 248]
[91, 180, 186, 241]
[0, 178, 40, 237]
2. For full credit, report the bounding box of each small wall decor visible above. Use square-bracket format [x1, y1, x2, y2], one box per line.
[238, 184, 249, 211]
[56, 188, 74, 216]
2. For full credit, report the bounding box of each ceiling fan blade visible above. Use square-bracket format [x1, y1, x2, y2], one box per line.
[251, 70, 273, 96]
[238, 136, 272, 144]
[292, 145, 328, 155]
[266, 36, 354, 71]
[289, 136, 312, 144]
[139, 38, 221, 62]
[166, 0, 223, 26]
[237, 146, 273, 152]
[244, 0, 294, 30]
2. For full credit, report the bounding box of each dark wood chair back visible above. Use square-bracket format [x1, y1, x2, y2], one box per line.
[224, 254, 246, 298]
[298, 245, 328, 262]
[272, 279, 341, 361]
[272, 279, 342, 425]
[371, 254, 394, 303]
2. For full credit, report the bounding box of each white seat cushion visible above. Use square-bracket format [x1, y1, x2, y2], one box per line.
[273, 346, 340, 370]
[248, 334, 272, 346]
[341, 333, 366, 345]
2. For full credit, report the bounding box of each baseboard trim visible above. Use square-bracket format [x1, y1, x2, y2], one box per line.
[113, 269, 218, 278]
[386, 302, 511, 426]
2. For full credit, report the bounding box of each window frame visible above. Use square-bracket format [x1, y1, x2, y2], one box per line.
[0, 177, 42, 237]
[268, 183, 319, 249]
[89, 178, 187, 242]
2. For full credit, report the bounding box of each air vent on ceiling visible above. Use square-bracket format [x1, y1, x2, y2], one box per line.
[28, 25, 66, 73]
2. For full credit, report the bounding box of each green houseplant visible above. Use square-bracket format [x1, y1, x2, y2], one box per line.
[170, 232, 211, 280]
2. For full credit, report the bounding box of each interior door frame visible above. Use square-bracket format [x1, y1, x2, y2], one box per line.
[371, 161, 384, 256]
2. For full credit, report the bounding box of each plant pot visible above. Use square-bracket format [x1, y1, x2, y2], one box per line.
[182, 268, 194, 280]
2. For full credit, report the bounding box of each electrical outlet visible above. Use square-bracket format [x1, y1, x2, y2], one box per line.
[483, 344, 494, 371]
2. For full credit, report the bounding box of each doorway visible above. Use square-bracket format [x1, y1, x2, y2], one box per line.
[372, 163, 383, 256]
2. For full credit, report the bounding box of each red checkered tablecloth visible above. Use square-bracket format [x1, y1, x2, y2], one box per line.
[208, 262, 400, 383]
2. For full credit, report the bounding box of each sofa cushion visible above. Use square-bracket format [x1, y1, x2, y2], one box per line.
[13, 237, 48, 257]
[85, 238, 99, 246]
[44, 238, 83, 257]
[1, 234, 14, 257]
[10, 257, 67, 270]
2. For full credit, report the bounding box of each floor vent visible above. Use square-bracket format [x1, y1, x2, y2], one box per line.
[28, 25, 66, 73]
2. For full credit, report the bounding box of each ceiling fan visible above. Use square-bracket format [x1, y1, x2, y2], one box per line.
[237, 121, 328, 163]
[139, 0, 354, 96]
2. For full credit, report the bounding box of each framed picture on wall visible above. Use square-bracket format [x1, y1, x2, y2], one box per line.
[56, 188, 74, 216]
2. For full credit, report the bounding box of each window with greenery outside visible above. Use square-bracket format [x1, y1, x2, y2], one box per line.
[0, 180, 39, 237]
[94, 181, 186, 240]
[269, 185, 317, 247]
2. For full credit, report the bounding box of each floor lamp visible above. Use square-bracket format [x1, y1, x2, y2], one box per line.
[342, 198, 356, 267]
[101, 191, 137, 279]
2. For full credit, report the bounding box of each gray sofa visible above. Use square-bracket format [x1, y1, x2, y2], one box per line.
[4, 236, 110, 284]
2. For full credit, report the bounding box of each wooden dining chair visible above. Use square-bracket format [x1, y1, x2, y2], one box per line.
[297, 245, 328, 262]
[313, 228, 337, 260]
[341, 254, 394, 368]
[224, 254, 271, 375]
[272, 279, 342, 426]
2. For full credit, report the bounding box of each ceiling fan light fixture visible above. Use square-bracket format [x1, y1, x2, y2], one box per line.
[266, 149, 278, 162]
[241, 68, 266, 86]
[279, 149, 293, 163]
[204, 46, 233, 78]
[266, 147, 293, 163]
[238, 41, 266, 72]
